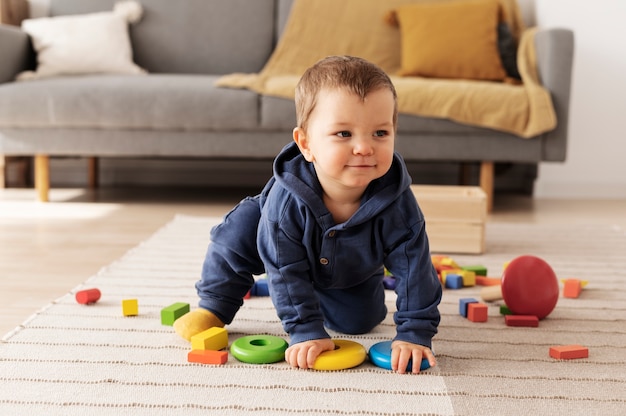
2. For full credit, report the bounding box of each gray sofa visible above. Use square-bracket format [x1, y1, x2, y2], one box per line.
[0, 0, 574, 208]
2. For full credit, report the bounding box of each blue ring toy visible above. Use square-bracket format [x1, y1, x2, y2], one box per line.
[230, 335, 288, 364]
[368, 341, 431, 372]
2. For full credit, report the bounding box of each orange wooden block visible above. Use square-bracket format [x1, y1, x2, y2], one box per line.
[505, 314, 539, 327]
[563, 279, 582, 298]
[467, 303, 488, 322]
[549, 345, 588, 360]
[188, 349, 228, 365]
[475, 276, 502, 286]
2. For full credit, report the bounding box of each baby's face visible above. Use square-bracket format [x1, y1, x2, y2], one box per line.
[297, 87, 396, 194]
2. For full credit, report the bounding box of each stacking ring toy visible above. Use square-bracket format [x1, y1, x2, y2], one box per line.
[501, 255, 559, 319]
[230, 335, 288, 364]
[368, 341, 431, 372]
[312, 339, 366, 371]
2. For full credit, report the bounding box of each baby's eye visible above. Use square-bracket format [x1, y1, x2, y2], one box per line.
[336, 131, 352, 138]
[374, 130, 389, 137]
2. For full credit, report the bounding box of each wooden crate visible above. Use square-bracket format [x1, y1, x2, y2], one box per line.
[411, 185, 487, 254]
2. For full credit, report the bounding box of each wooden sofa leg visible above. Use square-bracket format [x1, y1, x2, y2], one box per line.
[0, 155, 5, 188]
[34, 154, 50, 202]
[479, 161, 494, 213]
[87, 157, 99, 189]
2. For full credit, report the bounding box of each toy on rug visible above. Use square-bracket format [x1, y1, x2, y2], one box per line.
[368, 341, 431, 372]
[311, 339, 367, 371]
[480, 255, 559, 319]
[75, 288, 101, 304]
[230, 334, 288, 364]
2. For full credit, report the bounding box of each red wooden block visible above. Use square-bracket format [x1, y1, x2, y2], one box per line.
[563, 279, 582, 298]
[188, 349, 228, 365]
[75, 288, 101, 304]
[467, 303, 488, 322]
[505, 315, 539, 327]
[549, 345, 588, 360]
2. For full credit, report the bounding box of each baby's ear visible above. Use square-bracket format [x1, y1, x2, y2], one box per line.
[293, 127, 314, 162]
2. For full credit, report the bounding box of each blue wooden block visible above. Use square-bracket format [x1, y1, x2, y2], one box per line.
[383, 276, 397, 290]
[459, 298, 478, 317]
[445, 274, 463, 289]
[253, 279, 270, 296]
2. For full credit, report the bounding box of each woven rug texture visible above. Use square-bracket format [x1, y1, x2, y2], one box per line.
[1, 215, 625, 415]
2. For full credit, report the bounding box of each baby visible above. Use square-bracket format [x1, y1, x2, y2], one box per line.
[175, 55, 442, 374]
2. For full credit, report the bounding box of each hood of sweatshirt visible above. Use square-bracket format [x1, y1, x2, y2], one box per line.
[272, 142, 412, 227]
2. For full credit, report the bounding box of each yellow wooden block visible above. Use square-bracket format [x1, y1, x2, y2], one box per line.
[441, 257, 460, 269]
[460, 270, 476, 287]
[191, 327, 229, 351]
[122, 299, 138, 316]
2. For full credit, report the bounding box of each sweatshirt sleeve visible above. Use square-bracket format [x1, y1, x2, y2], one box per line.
[257, 199, 331, 345]
[384, 205, 442, 348]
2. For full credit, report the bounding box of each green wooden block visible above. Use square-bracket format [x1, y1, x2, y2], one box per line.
[462, 265, 488, 276]
[161, 302, 190, 326]
[500, 304, 513, 315]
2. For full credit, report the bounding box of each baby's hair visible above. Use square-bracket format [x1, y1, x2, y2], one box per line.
[295, 56, 398, 131]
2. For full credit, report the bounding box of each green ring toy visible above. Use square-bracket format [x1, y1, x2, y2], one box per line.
[230, 335, 288, 364]
[312, 339, 367, 371]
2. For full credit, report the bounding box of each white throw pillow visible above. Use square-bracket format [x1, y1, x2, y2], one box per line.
[17, 1, 145, 80]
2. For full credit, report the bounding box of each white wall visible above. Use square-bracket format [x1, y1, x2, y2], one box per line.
[533, 0, 626, 198]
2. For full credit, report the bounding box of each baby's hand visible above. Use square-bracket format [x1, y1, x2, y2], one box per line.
[285, 338, 336, 369]
[391, 340, 436, 374]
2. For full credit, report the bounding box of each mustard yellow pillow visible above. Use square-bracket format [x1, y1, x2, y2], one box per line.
[393, 0, 507, 81]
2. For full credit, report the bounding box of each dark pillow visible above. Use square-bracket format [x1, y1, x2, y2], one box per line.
[497, 22, 521, 80]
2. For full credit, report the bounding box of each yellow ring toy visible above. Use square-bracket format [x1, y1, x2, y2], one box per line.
[312, 339, 366, 371]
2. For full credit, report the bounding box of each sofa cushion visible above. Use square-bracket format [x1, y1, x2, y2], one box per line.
[18, 1, 145, 80]
[392, 0, 507, 81]
[0, 75, 260, 130]
[48, 0, 277, 74]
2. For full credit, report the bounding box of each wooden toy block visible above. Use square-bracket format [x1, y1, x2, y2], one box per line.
[191, 327, 228, 351]
[480, 285, 503, 302]
[459, 298, 478, 317]
[161, 302, 190, 326]
[188, 349, 228, 365]
[445, 274, 463, 289]
[75, 288, 101, 304]
[467, 303, 488, 322]
[475, 276, 502, 286]
[462, 265, 488, 276]
[563, 279, 582, 298]
[441, 257, 460, 268]
[499, 304, 513, 315]
[549, 345, 589, 360]
[505, 315, 539, 327]
[383, 276, 397, 290]
[122, 299, 138, 316]
[460, 270, 476, 287]
[251, 279, 270, 296]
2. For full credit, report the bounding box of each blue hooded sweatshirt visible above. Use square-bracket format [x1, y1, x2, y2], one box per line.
[196, 142, 441, 347]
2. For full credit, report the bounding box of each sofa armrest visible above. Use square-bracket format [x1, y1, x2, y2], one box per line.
[534, 28, 575, 162]
[0, 24, 33, 84]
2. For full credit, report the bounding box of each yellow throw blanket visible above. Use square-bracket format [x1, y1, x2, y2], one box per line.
[216, 0, 555, 138]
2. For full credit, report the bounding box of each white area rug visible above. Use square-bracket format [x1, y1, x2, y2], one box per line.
[1, 215, 625, 415]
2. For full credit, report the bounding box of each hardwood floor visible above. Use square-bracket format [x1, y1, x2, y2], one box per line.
[1, 186, 625, 337]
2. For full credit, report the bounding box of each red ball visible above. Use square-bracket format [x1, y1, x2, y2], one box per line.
[501, 255, 559, 319]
